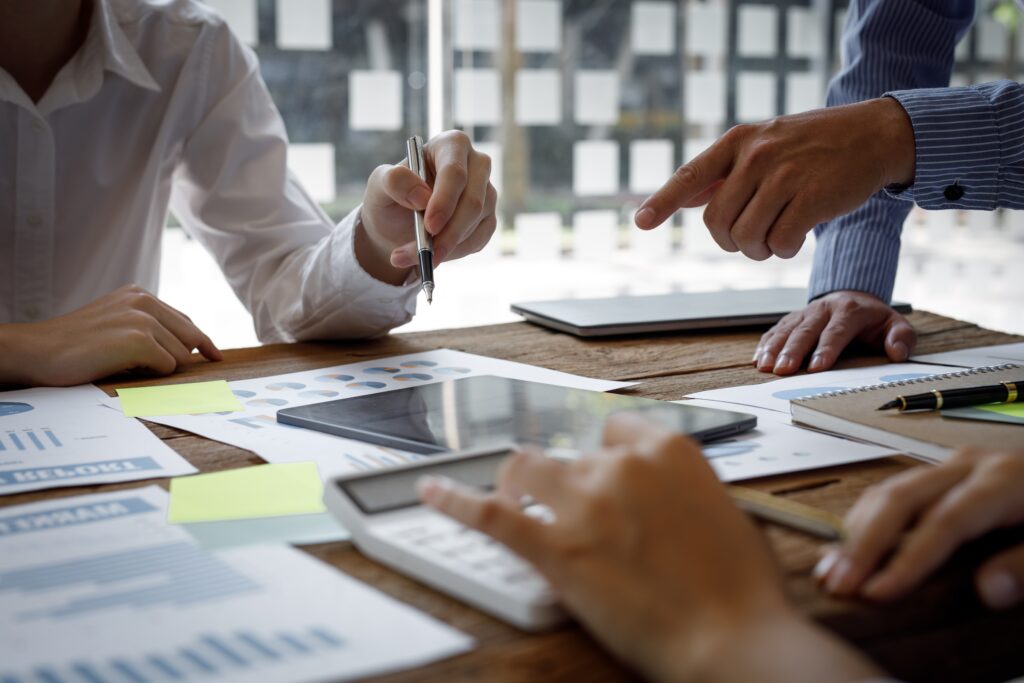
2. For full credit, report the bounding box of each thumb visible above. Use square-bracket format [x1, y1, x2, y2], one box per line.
[883, 314, 916, 362]
[635, 138, 735, 230]
[976, 543, 1024, 610]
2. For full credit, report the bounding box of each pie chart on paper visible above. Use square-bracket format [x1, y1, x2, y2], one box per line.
[0, 402, 34, 417]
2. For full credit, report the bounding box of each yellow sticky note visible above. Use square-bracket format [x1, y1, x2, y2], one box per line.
[116, 380, 242, 417]
[979, 403, 1024, 418]
[168, 462, 326, 524]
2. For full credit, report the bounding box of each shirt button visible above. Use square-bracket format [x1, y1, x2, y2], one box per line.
[26, 214, 42, 227]
[943, 183, 964, 201]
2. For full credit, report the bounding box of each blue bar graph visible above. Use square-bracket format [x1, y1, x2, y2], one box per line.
[2, 627, 347, 682]
[1, 429, 63, 452]
[1, 542, 260, 622]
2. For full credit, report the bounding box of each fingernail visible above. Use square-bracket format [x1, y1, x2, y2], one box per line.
[813, 550, 839, 582]
[892, 341, 909, 361]
[775, 354, 792, 371]
[635, 208, 656, 228]
[979, 570, 1020, 610]
[408, 186, 432, 210]
[826, 557, 853, 595]
[390, 250, 412, 268]
[861, 573, 894, 601]
[809, 353, 825, 372]
[416, 475, 452, 504]
[758, 352, 776, 372]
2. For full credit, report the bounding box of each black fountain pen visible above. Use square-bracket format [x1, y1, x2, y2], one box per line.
[877, 380, 1024, 412]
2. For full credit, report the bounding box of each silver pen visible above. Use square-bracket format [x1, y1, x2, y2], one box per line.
[406, 136, 435, 304]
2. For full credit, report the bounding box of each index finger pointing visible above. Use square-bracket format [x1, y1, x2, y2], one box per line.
[635, 136, 737, 230]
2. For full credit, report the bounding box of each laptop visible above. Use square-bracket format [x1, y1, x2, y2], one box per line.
[511, 288, 913, 338]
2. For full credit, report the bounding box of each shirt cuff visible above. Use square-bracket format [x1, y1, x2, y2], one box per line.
[809, 220, 902, 303]
[883, 86, 1001, 210]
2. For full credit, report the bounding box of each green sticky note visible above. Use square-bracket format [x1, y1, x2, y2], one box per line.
[978, 403, 1024, 418]
[116, 380, 242, 417]
[168, 462, 326, 524]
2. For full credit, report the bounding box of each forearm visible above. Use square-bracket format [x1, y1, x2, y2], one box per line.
[0, 324, 33, 386]
[675, 608, 882, 683]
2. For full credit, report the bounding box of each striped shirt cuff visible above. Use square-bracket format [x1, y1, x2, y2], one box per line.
[885, 84, 1009, 210]
[809, 212, 903, 303]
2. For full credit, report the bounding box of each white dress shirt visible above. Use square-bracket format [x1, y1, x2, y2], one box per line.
[0, 0, 419, 342]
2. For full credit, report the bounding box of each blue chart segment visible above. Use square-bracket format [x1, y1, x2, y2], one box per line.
[704, 442, 760, 459]
[246, 398, 288, 408]
[435, 367, 471, 375]
[394, 373, 432, 382]
[298, 390, 339, 399]
[266, 382, 306, 391]
[0, 429, 62, 452]
[1, 626, 345, 683]
[879, 373, 933, 383]
[364, 367, 401, 375]
[315, 374, 355, 384]
[346, 381, 387, 390]
[400, 360, 437, 368]
[232, 390, 257, 399]
[0, 402, 34, 417]
[2, 542, 259, 622]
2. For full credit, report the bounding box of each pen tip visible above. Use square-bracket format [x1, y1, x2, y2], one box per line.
[423, 283, 434, 305]
[877, 401, 897, 411]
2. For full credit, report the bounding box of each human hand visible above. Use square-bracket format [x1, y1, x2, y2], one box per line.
[753, 290, 916, 375]
[815, 449, 1024, 610]
[419, 414, 879, 683]
[634, 97, 915, 260]
[357, 130, 497, 285]
[0, 285, 221, 387]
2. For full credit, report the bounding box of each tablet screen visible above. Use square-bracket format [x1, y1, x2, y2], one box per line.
[278, 376, 755, 455]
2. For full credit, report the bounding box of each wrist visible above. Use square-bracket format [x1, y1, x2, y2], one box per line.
[662, 605, 881, 683]
[0, 324, 39, 387]
[874, 96, 916, 187]
[353, 208, 412, 287]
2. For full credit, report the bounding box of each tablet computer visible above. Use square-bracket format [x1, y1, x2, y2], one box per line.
[277, 375, 756, 455]
[511, 288, 913, 337]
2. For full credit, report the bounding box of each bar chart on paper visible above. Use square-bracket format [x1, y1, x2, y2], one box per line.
[0, 428, 63, 452]
[0, 487, 472, 683]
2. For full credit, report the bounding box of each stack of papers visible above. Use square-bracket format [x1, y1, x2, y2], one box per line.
[0, 385, 195, 495]
[0, 486, 472, 682]
[911, 342, 1024, 369]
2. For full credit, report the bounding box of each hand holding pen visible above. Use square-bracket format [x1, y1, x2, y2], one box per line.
[356, 131, 498, 291]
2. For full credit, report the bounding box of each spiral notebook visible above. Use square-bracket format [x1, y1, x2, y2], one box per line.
[790, 364, 1024, 463]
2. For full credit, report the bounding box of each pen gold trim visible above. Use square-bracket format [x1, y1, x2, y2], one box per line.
[727, 485, 845, 541]
[406, 136, 435, 304]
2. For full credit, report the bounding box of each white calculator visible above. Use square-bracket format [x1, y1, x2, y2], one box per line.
[323, 447, 566, 631]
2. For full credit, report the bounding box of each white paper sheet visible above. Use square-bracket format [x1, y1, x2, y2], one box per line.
[453, 0, 501, 51]
[574, 71, 621, 125]
[736, 71, 777, 122]
[349, 70, 403, 131]
[688, 363, 957, 414]
[911, 343, 1024, 369]
[573, 140, 620, 196]
[454, 69, 501, 126]
[516, 0, 562, 52]
[206, 0, 258, 46]
[287, 143, 336, 203]
[629, 139, 675, 194]
[182, 513, 350, 551]
[106, 350, 632, 481]
[573, 210, 619, 260]
[275, 0, 332, 50]
[631, 1, 677, 56]
[515, 70, 562, 125]
[682, 400, 897, 481]
[737, 4, 778, 57]
[0, 487, 471, 682]
[0, 385, 195, 495]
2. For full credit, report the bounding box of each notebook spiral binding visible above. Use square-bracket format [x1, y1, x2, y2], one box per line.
[800, 363, 1024, 402]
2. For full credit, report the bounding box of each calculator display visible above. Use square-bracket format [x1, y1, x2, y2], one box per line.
[339, 450, 511, 514]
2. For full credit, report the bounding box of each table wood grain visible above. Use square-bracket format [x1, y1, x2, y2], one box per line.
[5, 311, 1023, 683]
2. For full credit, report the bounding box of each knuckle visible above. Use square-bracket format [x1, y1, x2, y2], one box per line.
[673, 163, 699, 187]
[463, 194, 485, 216]
[473, 498, 505, 534]
[723, 123, 753, 144]
[445, 129, 472, 147]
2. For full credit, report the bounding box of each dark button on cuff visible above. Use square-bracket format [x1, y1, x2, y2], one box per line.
[944, 183, 964, 201]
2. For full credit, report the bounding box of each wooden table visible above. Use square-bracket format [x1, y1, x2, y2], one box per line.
[6, 311, 1024, 683]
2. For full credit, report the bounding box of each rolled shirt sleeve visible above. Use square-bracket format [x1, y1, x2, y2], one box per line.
[168, 16, 418, 343]
[884, 80, 1024, 211]
[808, 0, 974, 302]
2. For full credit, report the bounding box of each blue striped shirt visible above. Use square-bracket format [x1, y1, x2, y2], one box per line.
[808, 0, 979, 301]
